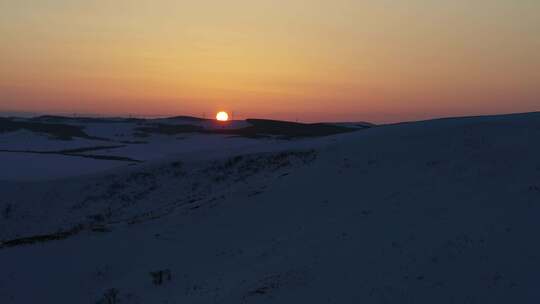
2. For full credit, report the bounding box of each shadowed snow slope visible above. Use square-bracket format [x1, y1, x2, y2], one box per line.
[1, 112, 540, 303]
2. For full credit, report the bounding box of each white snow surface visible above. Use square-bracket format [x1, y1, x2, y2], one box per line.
[1, 112, 540, 303]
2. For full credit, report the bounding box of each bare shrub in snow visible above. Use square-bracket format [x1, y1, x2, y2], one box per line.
[3, 203, 12, 219]
[96, 288, 119, 304]
[150, 269, 172, 286]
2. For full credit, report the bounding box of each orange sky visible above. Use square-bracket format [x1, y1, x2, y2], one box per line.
[1, 0, 539, 123]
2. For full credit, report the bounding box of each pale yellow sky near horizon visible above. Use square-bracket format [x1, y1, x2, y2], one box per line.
[1, 0, 539, 122]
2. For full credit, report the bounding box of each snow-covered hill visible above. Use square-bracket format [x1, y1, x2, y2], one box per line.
[1, 112, 540, 303]
[0, 116, 364, 180]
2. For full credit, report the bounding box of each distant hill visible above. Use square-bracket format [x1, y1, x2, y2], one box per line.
[0, 115, 372, 140]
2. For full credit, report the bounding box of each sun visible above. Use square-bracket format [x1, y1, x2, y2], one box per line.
[216, 111, 229, 121]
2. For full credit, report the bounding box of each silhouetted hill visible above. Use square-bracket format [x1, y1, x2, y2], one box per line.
[238, 119, 361, 138]
[135, 119, 363, 138]
[0, 117, 99, 140]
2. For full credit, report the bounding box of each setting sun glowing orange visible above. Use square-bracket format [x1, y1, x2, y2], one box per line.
[216, 111, 229, 122]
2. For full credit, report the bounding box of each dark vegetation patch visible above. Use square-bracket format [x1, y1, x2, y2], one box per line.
[136, 124, 204, 135]
[136, 119, 364, 138]
[74, 168, 162, 212]
[71, 154, 142, 162]
[96, 288, 120, 304]
[57, 145, 126, 154]
[0, 117, 102, 140]
[0, 224, 85, 249]
[0, 221, 115, 249]
[180, 150, 317, 212]
[166, 115, 210, 122]
[150, 269, 172, 286]
[245, 270, 308, 299]
[0, 145, 141, 162]
[73, 150, 316, 227]
[234, 119, 360, 138]
[2, 203, 12, 219]
[201, 150, 317, 184]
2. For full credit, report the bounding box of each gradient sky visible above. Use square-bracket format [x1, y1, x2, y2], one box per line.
[1, 0, 539, 122]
